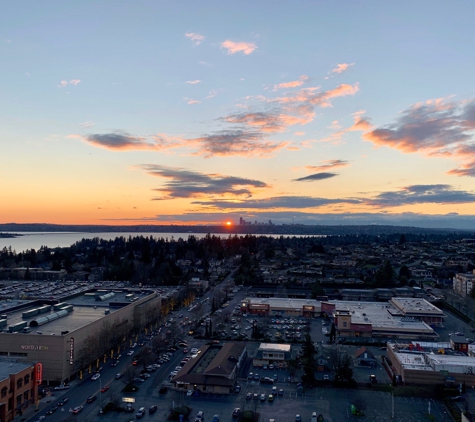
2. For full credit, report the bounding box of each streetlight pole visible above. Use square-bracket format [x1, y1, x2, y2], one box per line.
[99, 378, 102, 412]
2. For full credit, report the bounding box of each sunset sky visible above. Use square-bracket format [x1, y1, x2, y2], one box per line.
[2, 1, 475, 229]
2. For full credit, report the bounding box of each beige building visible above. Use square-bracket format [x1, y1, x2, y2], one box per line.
[453, 270, 475, 297]
[0, 290, 161, 384]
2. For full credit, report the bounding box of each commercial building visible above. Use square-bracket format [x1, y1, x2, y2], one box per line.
[387, 341, 475, 386]
[252, 343, 293, 367]
[0, 289, 161, 384]
[240, 296, 444, 339]
[0, 361, 39, 422]
[241, 297, 320, 317]
[171, 342, 246, 394]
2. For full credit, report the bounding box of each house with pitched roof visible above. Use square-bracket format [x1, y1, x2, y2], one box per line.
[171, 342, 246, 394]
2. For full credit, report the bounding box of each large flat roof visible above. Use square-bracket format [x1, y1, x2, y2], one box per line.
[333, 301, 434, 333]
[258, 343, 291, 352]
[1, 290, 154, 336]
[0, 361, 33, 380]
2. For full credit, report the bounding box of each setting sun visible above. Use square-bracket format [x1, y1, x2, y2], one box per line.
[226, 221, 232, 226]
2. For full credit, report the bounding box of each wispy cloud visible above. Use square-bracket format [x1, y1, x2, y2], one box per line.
[293, 172, 339, 182]
[186, 80, 201, 84]
[77, 80, 360, 158]
[274, 75, 308, 90]
[192, 195, 359, 209]
[79, 121, 95, 128]
[58, 79, 81, 88]
[193, 129, 288, 158]
[363, 98, 475, 177]
[320, 112, 372, 143]
[185, 32, 205, 45]
[206, 90, 217, 99]
[72, 131, 184, 151]
[184, 97, 201, 105]
[305, 159, 350, 172]
[332, 63, 354, 74]
[137, 164, 268, 199]
[221, 40, 257, 55]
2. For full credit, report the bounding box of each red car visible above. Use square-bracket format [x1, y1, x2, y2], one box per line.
[100, 385, 109, 393]
[183, 348, 188, 353]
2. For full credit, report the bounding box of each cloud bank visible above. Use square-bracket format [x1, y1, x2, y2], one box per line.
[363, 98, 475, 177]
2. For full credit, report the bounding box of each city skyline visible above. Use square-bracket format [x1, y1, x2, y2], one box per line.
[2, 1, 475, 229]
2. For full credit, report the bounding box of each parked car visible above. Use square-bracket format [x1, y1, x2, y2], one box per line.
[246, 392, 252, 400]
[232, 408, 241, 418]
[136, 407, 146, 418]
[149, 405, 158, 414]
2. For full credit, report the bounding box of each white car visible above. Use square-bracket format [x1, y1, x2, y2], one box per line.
[186, 389, 193, 396]
[126, 350, 134, 356]
[91, 373, 100, 381]
[191, 348, 199, 353]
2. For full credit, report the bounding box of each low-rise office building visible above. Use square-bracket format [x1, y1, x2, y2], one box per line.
[453, 270, 475, 297]
[252, 343, 293, 367]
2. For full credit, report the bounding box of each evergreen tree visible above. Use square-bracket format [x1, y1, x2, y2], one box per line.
[301, 333, 317, 386]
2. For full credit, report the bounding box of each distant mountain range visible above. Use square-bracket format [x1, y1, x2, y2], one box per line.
[0, 222, 470, 236]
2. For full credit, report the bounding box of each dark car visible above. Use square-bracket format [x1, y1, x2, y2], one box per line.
[46, 407, 57, 415]
[234, 385, 241, 393]
[246, 392, 252, 400]
[57, 397, 69, 406]
[149, 405, 158, 414]
[86, 395, 97, 403]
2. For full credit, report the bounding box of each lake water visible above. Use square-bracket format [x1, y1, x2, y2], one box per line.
[0, 231, 318, 252]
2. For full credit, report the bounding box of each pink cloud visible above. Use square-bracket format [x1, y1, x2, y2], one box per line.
[332, 63, 354, 74]
[185, 32, 205, 45]
[363, 98, 475, 177]
[305, 159, 350, 172]
[274, 75, 308, 90]
[221, 40, 257, 55]
[69, 79, 81, 85]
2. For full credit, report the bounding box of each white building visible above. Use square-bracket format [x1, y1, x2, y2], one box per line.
[453, 270, 475, 297]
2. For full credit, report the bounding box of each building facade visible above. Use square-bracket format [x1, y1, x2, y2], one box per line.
[0, 361, 38, 422]
[453, 270, 475, 297]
